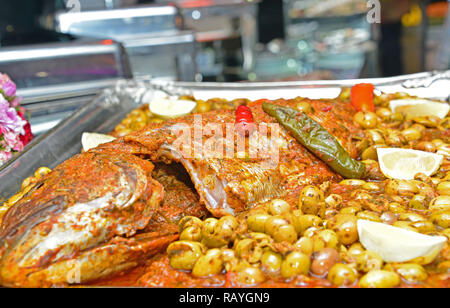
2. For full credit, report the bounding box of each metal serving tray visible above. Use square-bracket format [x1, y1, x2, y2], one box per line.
[0, 71, 449, 201]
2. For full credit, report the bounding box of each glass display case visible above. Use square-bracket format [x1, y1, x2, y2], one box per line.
[53, 4, 197, 81]
[283, 0, 376, 80]
[156, 0, 260, 81]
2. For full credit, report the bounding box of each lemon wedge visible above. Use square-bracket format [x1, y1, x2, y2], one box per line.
[389, 99, 450, 119]
[81, 132, 116, 152]
[149, 98, 197, 119]
[357, 220, 447, 264]
[377, 148, 443, 180]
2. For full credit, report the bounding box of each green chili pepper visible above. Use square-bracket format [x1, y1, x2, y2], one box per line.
[262, 102, 366, 179]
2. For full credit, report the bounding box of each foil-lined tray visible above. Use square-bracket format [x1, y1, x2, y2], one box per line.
[1, 72, 449, 201]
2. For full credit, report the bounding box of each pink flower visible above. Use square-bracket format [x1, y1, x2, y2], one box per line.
[3, 81, 16, 97]
[12, 140, 24, 152]
[0, 150, 12, 165]
[3, 130, 19, 149]
[9, 97, 21, 108]
[0, 95, 26, 135]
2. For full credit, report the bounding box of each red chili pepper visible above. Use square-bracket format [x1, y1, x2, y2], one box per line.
[322, 106, 332, 112]
[236, 105, 255, 137]
[350, 83, 375, 112]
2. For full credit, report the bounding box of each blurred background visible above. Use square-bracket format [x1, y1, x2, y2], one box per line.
[0, 0, 448, 134]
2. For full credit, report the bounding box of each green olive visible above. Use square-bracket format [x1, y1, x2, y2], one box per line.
[437, 144, 450, 156]
[317, 229, 339, 249]
[366, 129, 386, 144]
[340, 206, 361, 215]
[339, 179, 366, 187]
[362, 145, 383, 161]
[295, 237, 314, 256]
[192, 249, 224, 277]
[437, 182, 450, 196]
[327, 263, 357, 286]
[390, 112, 404, 123]
[180, 225, 202, 242]
[216, 215, 239, 241]
[325, 194, 343, 209]
[376, 108, 392, 121]
[272, 224, 298, 244]
[167, 241, 205, 271]
[333, 214, 358, 245]
[295, 101, 313, 114]
[265, 216, 289, 236]
[338, 87, 351, 100]
[356, 251, 384, 273]
[398, 212, 426, 223]
[350, 190, 372, 203]
[410, 221, 436, 233]
[432, 139, 445, 148]
[392, 221, 418, 232]
[201, 218, 227, 248]
[247, 213, 271, 233]
[380, 211, 397, 225]
[235, 264, 265, 285]
[299, 186, 325, 216]
[234, 239, 263, 263]
[221, 249, 238, 272]
[429, 196, 450, 212]
[388, 202, 407, 214]
[385, 131, 406, 147]
[34, 167, 52, 179]
[354, 111, 378, 129]
[196, 100, 212, 113]
[386, 263, 427, 283]
[385, 180, 419, 197]
[430, 210, 450, 229]
[356, 211, 382, 223]
[247, 232, 273, 246]
[362, 182, 381, 192]
[178, 216, 203, 231]
[437, 261, 450, 273]
[408, 194, 428, 210]
[356, 138, 371, 153]
[359, 270, 400, 288]
[311, 236, 327, 253]
[348, 243, 365, 258]
[410, 123, 426, 132]
[261, 250, 283, 272]
[414, 141, 436, 153]
[293, 215, 323, 235]
[401, 127, 422, 141]
[441, 228, 450, 239]
[280, 252, 311, 278]
[268, 199, 291, 216]
[412, 116, 440, 128]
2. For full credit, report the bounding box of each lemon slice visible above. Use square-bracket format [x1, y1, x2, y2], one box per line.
[389, 99, 450, 119]
[357, 220, 447, 264]
[81, 133, 116, 152]
[377, 148, 443, 180]
[149, 98, 197, 119]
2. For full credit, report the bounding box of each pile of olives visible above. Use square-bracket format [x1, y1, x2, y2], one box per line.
[167, 180, 449, 287]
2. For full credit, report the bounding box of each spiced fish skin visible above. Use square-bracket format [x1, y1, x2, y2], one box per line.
[95, 97, 363, 217]
[0, 151, 171, 287]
